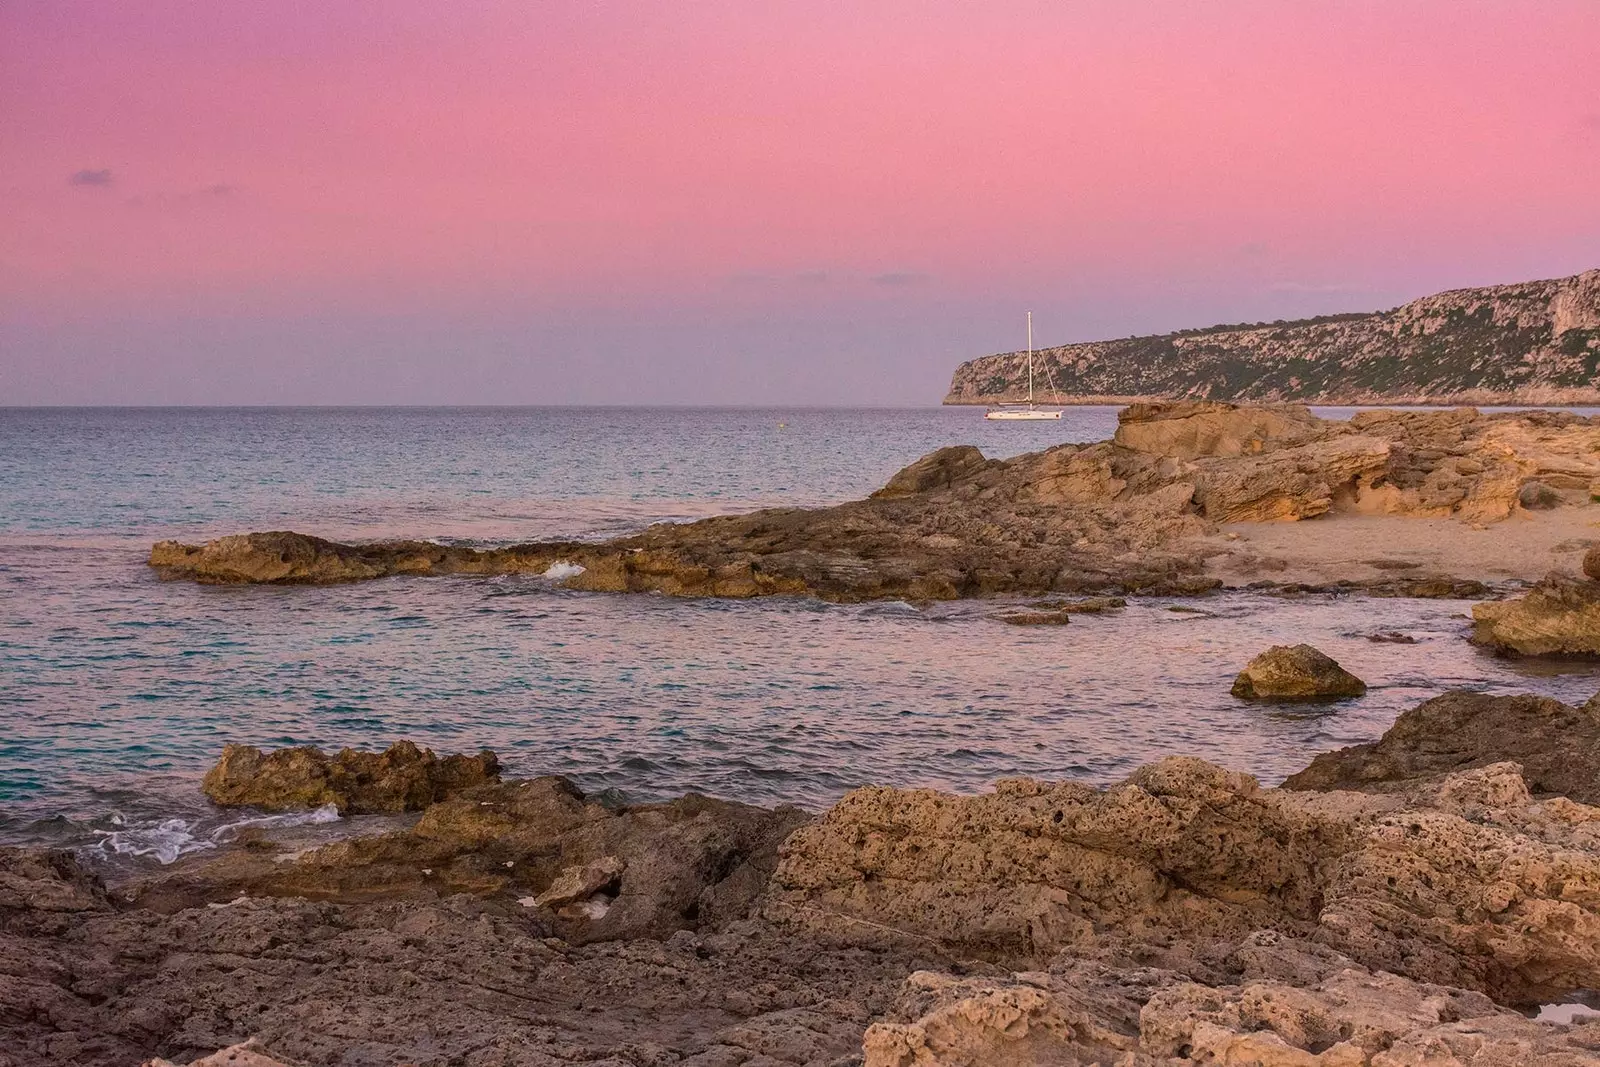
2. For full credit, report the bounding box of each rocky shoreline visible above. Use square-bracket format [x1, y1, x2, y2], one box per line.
[149, 402, 1600, 603]
[5, 689, 1600, 1064]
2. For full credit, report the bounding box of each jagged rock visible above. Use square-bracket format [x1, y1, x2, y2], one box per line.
[764, 754, 1600, 1003]
[871, 445, 990, 498]
[1473, 574, 1600, 656]
[531, 856, 624, 910]
[200, 741, 500, 815]
[140, 776, 810, 944]
[1284, 691, 1600, 804]
[1230, 644, 1367, 700]
[1112, 401, 1323, 459]
[1584, 545, 1600, 581]
[150, 405, 1600, 600]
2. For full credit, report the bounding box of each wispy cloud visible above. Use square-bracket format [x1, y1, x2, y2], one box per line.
[869, 270, 929, 286]
[125, 183, 240, 208]
[68, 168, 113, 187]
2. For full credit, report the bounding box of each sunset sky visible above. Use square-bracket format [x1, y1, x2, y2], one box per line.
[4, 1, 1598, 405]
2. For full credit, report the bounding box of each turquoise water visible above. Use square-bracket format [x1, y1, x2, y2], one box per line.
[2, 406, 1596, 867]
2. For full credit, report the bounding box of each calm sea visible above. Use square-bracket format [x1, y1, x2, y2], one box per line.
[2, 406, 1596, 868]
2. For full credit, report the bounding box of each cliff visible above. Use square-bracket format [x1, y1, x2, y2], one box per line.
[945, 268, 1600, 405]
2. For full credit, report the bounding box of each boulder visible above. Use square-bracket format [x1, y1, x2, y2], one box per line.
[871, 446, 990, 498]
[531, 856, 625, 911]
[1584, 544, 1600, 581]
[1283, 690, 1600, 804]
[200, 741, 500, 814]
[1519, 480, 1562, 509]
[1472, 574, 1600, 657]
[1113, 401, 1322, 459]
[1230, 644, 1367, 700]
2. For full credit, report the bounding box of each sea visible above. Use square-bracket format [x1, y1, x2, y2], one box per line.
[3, 405, 1598, 870]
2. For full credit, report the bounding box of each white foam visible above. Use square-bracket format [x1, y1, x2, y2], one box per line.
[543, 561, 585, 580]
[92, 802, 343, 866]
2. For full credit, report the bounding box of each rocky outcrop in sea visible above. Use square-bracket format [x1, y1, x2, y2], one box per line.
[945, 267, 1600, 406]
[149, 402, 1600, 603]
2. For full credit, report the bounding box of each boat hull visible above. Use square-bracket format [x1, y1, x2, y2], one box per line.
[984, 409, 1063, 420]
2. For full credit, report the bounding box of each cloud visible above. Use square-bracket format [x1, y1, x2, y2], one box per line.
[869, 270, 929, 286]
[1583, 113, 1600, 133]
[69, 168, 113, 187]
[1238, 241, 1269, 257]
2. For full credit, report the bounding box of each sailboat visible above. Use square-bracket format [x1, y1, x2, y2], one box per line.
[985, 311, 1064, 420]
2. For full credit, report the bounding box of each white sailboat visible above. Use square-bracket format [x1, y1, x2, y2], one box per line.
[985, 311, 1063, 420]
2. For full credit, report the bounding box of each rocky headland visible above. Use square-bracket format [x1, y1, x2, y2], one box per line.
[945, 268, 1600, 406]
[6, 690, 1600, 1065]
[150, 402, 1600, 605]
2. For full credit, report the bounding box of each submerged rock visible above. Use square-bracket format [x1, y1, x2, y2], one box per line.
[1284, 690, 1600, 804]
[1472, 573, 1600, 657]
[201, 741, 500, 815]
[1230, 643, 1367, 700]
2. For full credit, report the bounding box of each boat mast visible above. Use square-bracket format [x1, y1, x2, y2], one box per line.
[1026, 311, 1034, 408]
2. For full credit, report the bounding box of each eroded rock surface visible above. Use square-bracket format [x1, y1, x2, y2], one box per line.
[201, 740, 500, 814]
[149, 404, 1600, 600]
[764, 753, 1600, 1004]
[11, 695, 1600, 1064]
[1473, 573, 1600, 657]
[1284, 691, 1600, 804]
[1231, 643, 1368, 700]
[864, 953, 1600, 1066]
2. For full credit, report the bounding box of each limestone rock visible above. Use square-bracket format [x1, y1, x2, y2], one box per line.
[532, 856, 625, 910]
[201, 741, 500, 815]
[150, 405, 1600, 601]
[1284, 691, 1600, 804]
[863, 956, 1600, 1067]
[143, 1042, 301, 1067]
[764, 753, 1600, 1003]
[1473, 574, 1600, 657]
[944, 267, 1600, 407]
[141, 776, 810, 945]
[871, 446, 990, 498]
[1113, 401, 1322, 459]
[1231, 644, 1368, 700]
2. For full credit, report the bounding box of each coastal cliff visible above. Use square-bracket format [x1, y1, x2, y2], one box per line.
[945, 268, 1600, 405]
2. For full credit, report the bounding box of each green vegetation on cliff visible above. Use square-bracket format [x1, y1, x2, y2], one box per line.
[946, 268, 1600, 404]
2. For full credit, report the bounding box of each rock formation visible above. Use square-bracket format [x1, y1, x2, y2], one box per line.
[9, 694, 1600, 1064]
[862, 957, 1600, 1066]
[764, 753, 1600, 1005]
[945, 267, 1600, 406]
[149, 403, 1600, 601]
[200, 741, 500, 814]
[1230, 643, 1368, 700]
[1284, 691, 1600, 804]
[1473, 573, 1600, 657]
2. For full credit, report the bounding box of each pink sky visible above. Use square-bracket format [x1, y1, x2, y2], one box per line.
[3, 0, 1597, 404]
